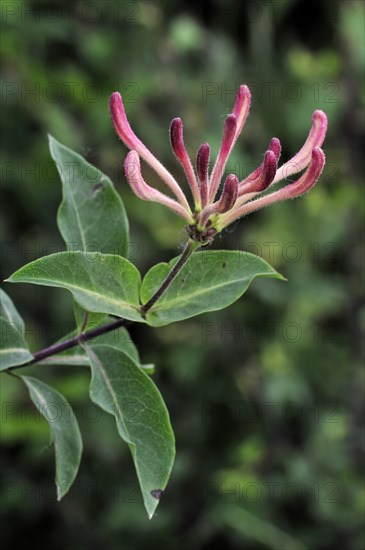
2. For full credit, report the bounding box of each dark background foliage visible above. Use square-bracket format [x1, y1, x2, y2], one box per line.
[1, 0, 364, 549]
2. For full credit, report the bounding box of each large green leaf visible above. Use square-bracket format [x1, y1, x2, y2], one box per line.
[21, 376, 83, 500]
[49, 135, 129, 257]
[0, 289, 33, 370]
[50, 135, 129, 325]
[85, 344, 175, 518]
[6, 252, 144, 322]
[140, 250, 285, 326]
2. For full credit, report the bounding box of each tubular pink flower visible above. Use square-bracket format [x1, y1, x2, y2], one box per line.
[199, 174, 238, 226]
[169, 118, 201, 207]
[209, 114, 237, 202]
[215, 174, 239, 213]
[111, 85, 327, 244]
[238, 150, 278, 197]
[196, 143, 210, 208]
[124, 151, 193, 223]
[239, 137, 281, 188]
[232, 85, 252, 143]
[219, 148, 325, 229]
[110, 92, 191, 213]
[273, 110, 328, 183]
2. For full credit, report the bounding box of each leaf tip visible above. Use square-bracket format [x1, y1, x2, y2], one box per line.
[151, 488, 163, 500]
[56, 483, 63, 502]
[47, 133, 55, 146]
[146, 488, 164, 519]
[4, 272, 20, 283]
[276, 272, 287, 282]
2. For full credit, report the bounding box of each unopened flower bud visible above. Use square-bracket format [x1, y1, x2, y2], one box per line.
[238, 150, 278, 196]
[169, 118, 201, 207]
[215, 174, 239, 214]
[269, 137, 281, 161]
[209, 114, 237, 202]
[220, 147, 326, 228]
[196, 143, 210, 207]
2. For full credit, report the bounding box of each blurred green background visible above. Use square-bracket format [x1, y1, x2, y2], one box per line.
[1, 0, 364, 548]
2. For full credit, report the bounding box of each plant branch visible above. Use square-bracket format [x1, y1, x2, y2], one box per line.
[7, 239, 199, 371]
[9, 317, 130, 370]
[140, 239, 198, 315]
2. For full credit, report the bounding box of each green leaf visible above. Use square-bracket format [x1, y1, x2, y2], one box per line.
[6, 252, 145, 322]
[49, 134, 129, 257]
[50, 135, 129, 326]
[85, 344, 175, 518]
[21, 376, 83, 500]
[140, 250, 285, 326]
[0, 289, 33, 370]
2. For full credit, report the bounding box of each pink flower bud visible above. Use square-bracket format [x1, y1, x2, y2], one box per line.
[269, 137, 281, 161]
[221, 115, 237, 156]
[237, 137, 281, 204]
[238, 150, 278, 197]
[232, 85, 251, 142]
[169, 118, 201, 207]
[199, 174, 238, 226]
[169, 118, 184, 159]
[220, 148, 325, 228]
[209, 114, 237, 202]
[196, 143, 210, 207]
[216, 174, 239, 214]
[111, 85, 327, 240]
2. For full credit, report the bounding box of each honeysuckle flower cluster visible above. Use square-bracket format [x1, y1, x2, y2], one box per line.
[110, 85, 327, 245]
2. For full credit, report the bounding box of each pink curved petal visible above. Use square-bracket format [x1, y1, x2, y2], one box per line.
[273, 110, 328, 183]
[220, 148, 325, 228]
[124, 151, 193, 223]
[110, 92, 191, 213]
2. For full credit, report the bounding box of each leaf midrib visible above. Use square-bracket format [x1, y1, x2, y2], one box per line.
[147, 272, 273, 312]
[88, 346, 132, 443]
[65, 183, 87, 250]
[11, 277, 139, 313]
[0, 347, 31, 354]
